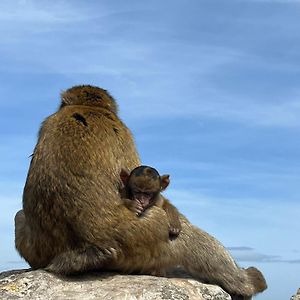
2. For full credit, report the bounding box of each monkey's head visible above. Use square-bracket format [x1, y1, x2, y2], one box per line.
[60, 85, 118, 114]
[120, 166, 170, 209]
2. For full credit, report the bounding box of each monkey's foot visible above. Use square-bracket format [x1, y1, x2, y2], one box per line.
[104, 247, 118, 260]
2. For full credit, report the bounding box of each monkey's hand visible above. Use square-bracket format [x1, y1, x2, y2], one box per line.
[162, 199, 182, 237]
[122, 198, 144, 216]
[169, 215, 181, 237]
[168, 217, 182, 237]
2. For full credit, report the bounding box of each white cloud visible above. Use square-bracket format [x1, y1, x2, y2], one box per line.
[0, 1, 75, 23]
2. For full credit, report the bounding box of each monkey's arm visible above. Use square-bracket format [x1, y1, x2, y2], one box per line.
[162, 198, 182, 236]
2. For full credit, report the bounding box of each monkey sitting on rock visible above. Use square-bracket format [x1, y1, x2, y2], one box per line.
[120, 166, 181, 237]
[15, 85, 267, 299]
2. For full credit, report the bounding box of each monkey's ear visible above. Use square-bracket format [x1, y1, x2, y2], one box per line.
[160, 175, 170, 191]
[60, 90, 72, 106]
[120, 169, 130, 185]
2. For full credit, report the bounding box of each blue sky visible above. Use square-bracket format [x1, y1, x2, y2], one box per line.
[0, 0, 299, 299]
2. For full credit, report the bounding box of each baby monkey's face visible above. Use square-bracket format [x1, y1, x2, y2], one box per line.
[120, 165, 170, 210]
[128, 174, 161, 209]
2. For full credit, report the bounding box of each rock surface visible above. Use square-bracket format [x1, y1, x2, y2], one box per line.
[291, 288, 300, 300]
[0, 269, 231, 300]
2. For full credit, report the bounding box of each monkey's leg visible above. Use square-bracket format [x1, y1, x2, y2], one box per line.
[15, 210, 31, 262]
[16, 211, 119, 275]
[172, 218, 267, 298]
[15, 210, 45, 269]
[45, 245, 118, 275]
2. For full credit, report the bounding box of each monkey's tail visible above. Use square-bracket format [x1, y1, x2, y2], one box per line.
[246, 267, 267, 294]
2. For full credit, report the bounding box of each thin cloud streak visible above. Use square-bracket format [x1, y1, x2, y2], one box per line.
[0, 0, 99, 23]
[229, 248, 282, 263]
[229, 247, 300, 264]
[287, 260, 300, 264]
[227, 247, 254, 251]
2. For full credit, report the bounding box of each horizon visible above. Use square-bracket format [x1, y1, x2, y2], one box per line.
[0, 1, 300, 299]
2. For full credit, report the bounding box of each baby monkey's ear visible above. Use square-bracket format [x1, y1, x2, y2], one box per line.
[160, 175, 170, 191]
[120, 169, 130, 186]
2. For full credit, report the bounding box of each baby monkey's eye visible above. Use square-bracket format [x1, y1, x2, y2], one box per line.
[132, 190, 143, 195]
[143, 192, 154, 198]
[132, 191, 154, 198]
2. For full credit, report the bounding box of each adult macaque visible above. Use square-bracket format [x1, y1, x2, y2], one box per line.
[120, 165, 181, 236]
[15, 85, 267, 299]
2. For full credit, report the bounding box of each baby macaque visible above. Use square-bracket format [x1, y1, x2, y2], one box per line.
[120, 165, 181, 236]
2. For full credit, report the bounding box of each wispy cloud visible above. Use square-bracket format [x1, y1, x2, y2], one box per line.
[249, 0, 300, 2]
[287, 259, 300, 264]
[0, 1, 299, 130]
[228, 247, 282, 263]
[197, 95, 300, 128]
[124, 86, 300, 128]
[168, 188, 300, 222]
[228, 247, 300, 264]
[0, 0, 95, 23]
[227, 247, 254, 251]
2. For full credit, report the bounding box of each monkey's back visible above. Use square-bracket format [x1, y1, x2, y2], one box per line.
[23, 105, 142, 253]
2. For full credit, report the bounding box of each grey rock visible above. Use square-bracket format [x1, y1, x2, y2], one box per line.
[291, 288, 300, 300]
[0, 269, 231, 300]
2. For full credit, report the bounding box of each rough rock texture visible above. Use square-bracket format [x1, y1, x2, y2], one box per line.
[291, 288, 300, 300]
[0, 269, 231, 300]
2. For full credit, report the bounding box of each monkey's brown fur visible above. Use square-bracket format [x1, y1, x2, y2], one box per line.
[120, 166, 181, 236]
[15, 85, 267, 298]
